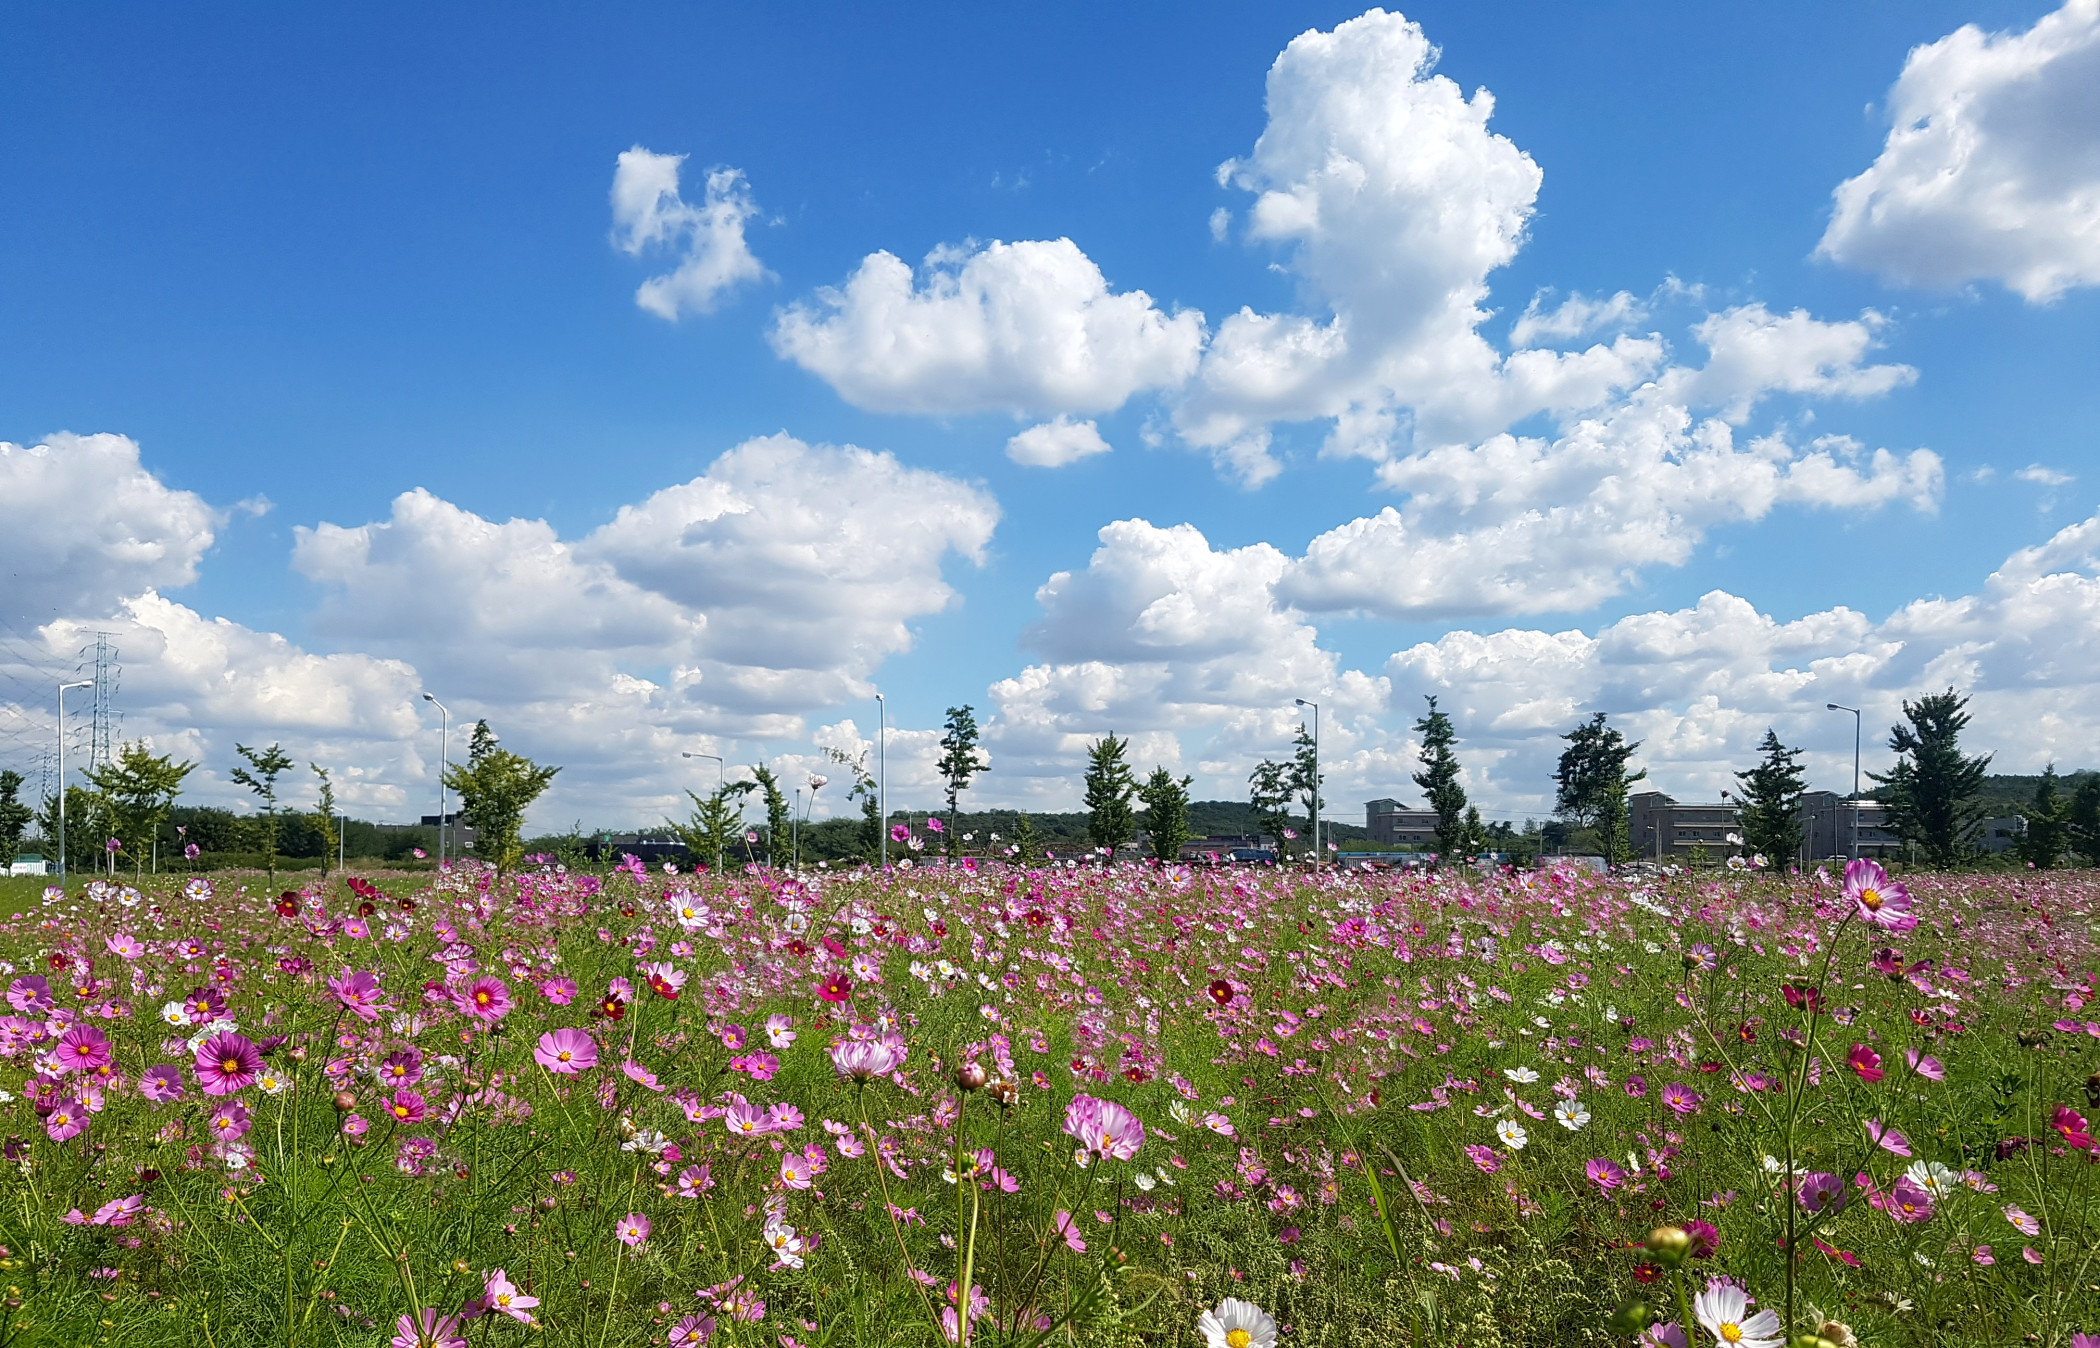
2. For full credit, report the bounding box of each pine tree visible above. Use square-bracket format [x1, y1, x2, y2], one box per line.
[311, 764, 340, 877]
[2069, 775, 2100, 867]
[669, 781, 755, 872]
[1138, 766, 1193, 863]
[749, 764, 791, 867]
[1412, 696, 1468, 862]
[0, 771, 31, 873]
[936, 705, 985, 858]
[1553, 713, 1646, 866]
[1083, 735, 1137, 854]
[2019, 764, 2068, 869]
[1733, 730, 1807, 866]
[1012, 812, 1041, 865]
[1869, 689, 1992, 869]
[441, 720, 560, 877]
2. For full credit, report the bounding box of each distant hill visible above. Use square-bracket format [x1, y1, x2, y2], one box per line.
[1972, 771, 2096, 818]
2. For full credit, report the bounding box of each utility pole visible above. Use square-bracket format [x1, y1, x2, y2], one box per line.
[1825, 703, 1861, 861]
[1295, 698, 1320, 872]
[423, 694, 450, 866]
[876, 692, 887, 871]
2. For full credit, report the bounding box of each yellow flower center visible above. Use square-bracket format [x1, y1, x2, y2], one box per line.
[221, 1057, 241, 1073]
[1860, 888, 1882, 910]
[1227, 1331, 1252, 1348]
[1720, 1325, 1743, 1345]
[496, 1294, 512, 1307]
[557, 1050, 573, 1062]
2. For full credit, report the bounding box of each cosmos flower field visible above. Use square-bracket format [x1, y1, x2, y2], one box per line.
[5, 855, 2100, 1348]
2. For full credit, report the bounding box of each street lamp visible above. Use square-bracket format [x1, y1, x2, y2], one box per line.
[682, 751, 726, 873]
[875, 692, 887, 871]
[56, 680, 92, 880]
[1294, 698, 1320, 872]
[423, 694, 450, 867]
[1826, 703, 1861, 861]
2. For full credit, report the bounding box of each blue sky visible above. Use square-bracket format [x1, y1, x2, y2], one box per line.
[3, 1, 2097, 827]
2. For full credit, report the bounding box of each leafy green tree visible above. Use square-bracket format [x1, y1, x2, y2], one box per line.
[84, 742, 197, 876]
[1138, 766, 1193, 863]
[1288, 723, 1322, 854]
[1461, 804, 1490, 859]
[1733, 730, 1807, 866]
[1554, 713, 1646, 866]
[441, 720, 560, 877]
[825, 747, 880, 859]
[936, 705, 985, 858]
[669, 781, 756, 872]
[1869, 689, 1992, 869]
[1412, 696, 1468, 862]
[1247, 759, 1294, 853]
[37, 786, 105, 877]
[2019, 764, 2069, 869]
[0, 772, 32, 873]
[1083, 735, 1137, 854]
[311, 764, 339, 878]
[1011, 812, 1040, 864]
[230, 742, 295, 880]
[2069, 775, 2100, 867]
[749, 764, 791, 866]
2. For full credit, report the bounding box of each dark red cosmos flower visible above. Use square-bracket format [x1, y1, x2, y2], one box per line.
[274, 898, 298, 918]
[1208, 980, 1234, 1007]
[357, 901, 377, 918]
[1734, 1022, 1758, 1045]
[818, 973, 852, 1004]
[1122, 1064, 1152, 1084]
[1781, 983, 1824, 1013]
[596, 993, 627, 1022]
[1630, 1263, 1661, 1284]
[618, 903, 638, 919]
[47, 953, 68, 972]
[397, 896, 417, 913]
[785, 939, 812, 958]
[822, 936, 848, 958]
[1025, 909, 1049, 929]
[1697, 1061, 1723, 1075]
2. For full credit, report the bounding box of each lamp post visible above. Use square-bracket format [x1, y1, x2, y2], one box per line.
[1825, 703, 1861, 861]
[56, 680, 92, 880]
[423, 694, 450, 867]
[1294, 698, 1320, 872]
[792, 787, 802, 873]
[682, 751, 726, 872]
[875, 692, 887, 871]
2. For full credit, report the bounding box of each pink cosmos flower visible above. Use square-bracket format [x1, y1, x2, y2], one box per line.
[139, 1066, 183, 1103]
[534, 1028, 597, 1075]
[1886, 1176, 1935, 1223]
[477, 1268, 539, 1323]
[1063, 1094, 1144, 1160]
[2055, 1105, 2095, 1150]
[208, 1100, 252, 1142]
[1905, 1048, 1945, 1081]
[193, 1032, 262, 1097]
[385, 1090, 428, 1124]
[90, 1194, 145, 1227]
[45, 1098, 88, 1141]
[459, 977, 510, 1025]
[724, 1100, 772, 1136]
[1462, 1144, 1500, 1174]
[765, 1014, 796, 1048]
[1846, 1044, 1883, 1083]
[1864, 1118, 1913, 1156]
[641, 962, 686, 1000]
[538, 977, 577, 1005]
[380, 1049, 423, 1088]
[1660, 1083, 1702, 1116]
[1796, 1172, 1845, 1213]
[621, 1060, 664, 1092]
[1584, 1158, 1626, 1193]
[6, 975, 52, 1013]
[780, 1152, 815, 1190]
[615, 1213, 651, 1247]
[830, 1037, 906, 1081]
[328, 969, 388, 1022]
[54, 1026, 113, 1074]
[390, 1308, 467, 1348]
[2004, 1204, 2041, 1236]
[1844, 858, 1917, 932]
[669, 1314, 717, 1346]
[1052, 1210, 1087, 1252]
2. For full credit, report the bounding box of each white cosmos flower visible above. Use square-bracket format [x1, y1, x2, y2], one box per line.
[159, 1002, 191, 1027]
[1693, 1282, 1783, 1348]
[1133, 1171, 1156, 1191]
[1495, 1119, 1528, 1151]
[1904, 1160, 1960, 1200]
[1196, 1297, 1277, 1348]
[1502, 1067, 1539, 1084]
[1553, 1100, 1589, 1131]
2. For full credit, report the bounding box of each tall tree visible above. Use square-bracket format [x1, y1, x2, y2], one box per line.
[2018, 764, 2069, 869]
[1011, 812, 1040, 865]
[1733, 729, 1807, 866]
[1869, 689, 1992, 869]
[1553, 713, 1646, 866]
[669, 780, 756, 872]
[826, 746, 881, 860]
[441, 720, 560, 877]
[1289, 723, 1323, 855]
[1247, 759, 1295, 854]
[2069, 775, 2100, 868]
[936, 705, 986, 858]
[85, 742, 197, 876]
[1412, 696, 1468, 862]
[230, 742, 295, 880]
[748, 763, 791, 867]
[1138, 766, 1193, 863]
[311, 764, 340, 878]
[37, 786, 104, 877]
[0, 771, 31, 873]
[1083, 735, 1137, 854]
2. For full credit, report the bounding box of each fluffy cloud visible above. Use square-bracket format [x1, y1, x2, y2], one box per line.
[611, 147, 768, 318]
[771, 239, 1204, 415]
[1006, 416, 1111, 468]
[1509, 289, 1648, 348]
[1819, 0, 2100, 301]
[0, 434, 219, 624]
[1383, 508, 2100, 815]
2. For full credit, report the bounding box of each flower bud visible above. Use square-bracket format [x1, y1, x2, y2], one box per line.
[332, 1091, 357, 1113]
[1646, 1225, 1691, 1267]
[955, 1062, 988, 1092]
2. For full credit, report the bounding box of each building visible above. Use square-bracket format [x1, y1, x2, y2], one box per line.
[419, 812, 481, 854]
[5, 854, 47, 877]
[1974, 816, 2026, 855]
[1364, 799, 1439, 847]
[1800, 792, 1899, 861]
[1628, 791, 1741, 860]
[1176, 835, 1277, 864]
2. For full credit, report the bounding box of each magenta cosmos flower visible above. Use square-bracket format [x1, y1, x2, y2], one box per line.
[534, 1028, 597, 1075]
[193, 1032, 263, 1097]
[1584, 1158, 1627, 1193]
[615, 1213, 652, 1247]
[830, 1037, 906, 1081]
[1844, 858, 1917, 932]
[139, 1065, 184, 1103]
[459, 977, 510, 1025]
[45, 1098, 89, 1142]
[391, 1308, 467, 1348]
[328, 969, 388, 1023]
[1886, 1176, 1935, 1223]
[54, 1026, 113, 1075]
[1659, 1083, 1702, 1116]
[1064, 1094, 1144, 1160]
[475, 1269, 539, 1324]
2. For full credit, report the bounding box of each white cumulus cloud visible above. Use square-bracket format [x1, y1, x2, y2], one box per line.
[611, 146, 768, 318]
[770, 238, 1204, 416]
[1819, 0, 2100, 301]
[1006, 416, 1111, 468]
